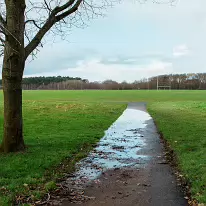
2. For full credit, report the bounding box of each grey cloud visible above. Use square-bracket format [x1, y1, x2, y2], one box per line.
[25, 50, 177, 76]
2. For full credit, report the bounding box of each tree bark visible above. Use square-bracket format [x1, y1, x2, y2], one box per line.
[1, 67, 25, 152]
[0, 0, 26, 153]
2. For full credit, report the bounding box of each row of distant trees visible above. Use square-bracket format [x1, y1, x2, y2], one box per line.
[1, 73, 206, 90]
[146, 73, 206, 90]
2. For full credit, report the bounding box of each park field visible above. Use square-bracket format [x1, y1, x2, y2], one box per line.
[0, 90, 206, 205]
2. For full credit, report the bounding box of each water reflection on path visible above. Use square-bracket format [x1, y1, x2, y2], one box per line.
[66, 108, 152, 185]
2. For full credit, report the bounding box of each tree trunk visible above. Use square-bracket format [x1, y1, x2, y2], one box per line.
[1, 68, 25, 152]
[0, 0, 26, 153]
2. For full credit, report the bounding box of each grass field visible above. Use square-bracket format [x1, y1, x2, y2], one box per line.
[0, 90, 206, 205]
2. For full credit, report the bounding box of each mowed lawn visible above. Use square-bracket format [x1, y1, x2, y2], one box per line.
[0, 90, 205, 204]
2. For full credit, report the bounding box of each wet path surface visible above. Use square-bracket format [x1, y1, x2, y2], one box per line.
[48, 103, 188, 206]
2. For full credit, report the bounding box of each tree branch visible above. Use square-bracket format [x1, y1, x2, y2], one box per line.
[0, 14, 6, 35]
[25, 0, 83, 59]
[0, 13, 6, 27]
[56, 0, 82, 21]
[25, 20, 41, 29]
[0, 25, 5, 35]
[51, 0, 76, 15]
[25, 16, 56, 59]
[0, 36, 5, 44]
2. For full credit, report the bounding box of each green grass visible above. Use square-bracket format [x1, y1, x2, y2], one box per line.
[0, 90, 206, 204]
[0, 98, 126, 205]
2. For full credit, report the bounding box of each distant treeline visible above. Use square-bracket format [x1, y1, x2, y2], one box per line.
[0, 73, 206, 90]
[0, 76, 86, 85]
[144, 73, 206, 90]
[22, 76, 87, 85]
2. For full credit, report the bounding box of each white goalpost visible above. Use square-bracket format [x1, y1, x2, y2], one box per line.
[157, 76, 171, 90]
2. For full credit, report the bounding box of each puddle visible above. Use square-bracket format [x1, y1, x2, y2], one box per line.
[66, 108, 152, 186]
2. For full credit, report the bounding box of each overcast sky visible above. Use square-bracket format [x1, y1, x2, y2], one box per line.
[8, 0, 206, 82]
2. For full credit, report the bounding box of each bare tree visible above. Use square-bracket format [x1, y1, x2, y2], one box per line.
[0, 0, 116, 153]
[0, 0, 176, 153]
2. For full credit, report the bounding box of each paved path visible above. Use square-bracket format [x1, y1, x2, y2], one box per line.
[49, 103, 188, 206]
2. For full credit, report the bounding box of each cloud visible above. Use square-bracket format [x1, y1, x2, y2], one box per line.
[2, 0, 206, 81]
[99, 53, 173, 66]
[24, 58, 173, 82]
[173, 44, 190, 57]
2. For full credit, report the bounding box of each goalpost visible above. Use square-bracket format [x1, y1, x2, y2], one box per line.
[157, 76, 171, 90]
[157, 86, 171, 90]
